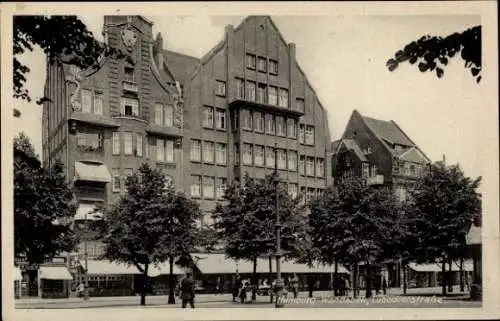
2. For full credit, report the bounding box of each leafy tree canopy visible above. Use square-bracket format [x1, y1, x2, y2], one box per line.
[386, 25, 481, 82]
[14, 135, 77, 265]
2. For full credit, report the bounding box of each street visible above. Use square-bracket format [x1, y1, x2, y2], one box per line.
[15, 287, 481, 309]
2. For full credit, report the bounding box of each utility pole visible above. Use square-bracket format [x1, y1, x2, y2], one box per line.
[274, 142, 284, 308]
[83, 211, 89, 301]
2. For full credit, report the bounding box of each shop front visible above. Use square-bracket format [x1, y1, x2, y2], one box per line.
[38, 265, 74, 298]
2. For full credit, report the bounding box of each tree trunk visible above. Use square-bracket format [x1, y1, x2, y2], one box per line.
[308, 274, 313, 298]
[168, 256, 176, 304]
[447, 258, 453, 292]
[334, 260, 339, 296]
[140, 263, 149, 306]
[441, 259, 447, 296]
[402, 262, 407, 295]
[460, 256, 464, 292]
[353, 263, 358, 299]
[365, 263, 372, 298]
[251, 257, 257, 302]
[269, 256, 273, 303]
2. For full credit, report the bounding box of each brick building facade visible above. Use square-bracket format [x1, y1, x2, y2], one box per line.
[42, 16, 332, 251]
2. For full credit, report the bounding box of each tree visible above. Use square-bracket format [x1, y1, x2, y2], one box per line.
[212, 172, 305, 301]
[386, 25, 481, 83]
[14, 134, 77, 266]
[101, 163, 201, 305]
[406, 161, 481, 296]
[309, 178, 400, 298]
[13, 15, 129, 116]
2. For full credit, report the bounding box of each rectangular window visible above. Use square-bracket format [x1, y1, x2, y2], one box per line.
[371, 165, 378, 177]
[124, 67, 135, 83]
[300, 187, 306, 204]
[257, 83, 267, 103]
[191, 175, 201, 197]
[155, 103, 163, 125]
[269, 59, 278, 74]
[164, 104, 174, 127]
[316, 158, 324, 177]
[94, 93, 103, 115]
[242, 143, 253, 165]
[288, 183, 298, 199]
[81, 89, 92, 113]
[307, 188, 315, 202]
[306, 157, 315, 176]
[112, 169, 121, 192]
[203, 141, 214, 163]
[299, 155, 305, 175]
[145, 137, 149, 158]
[215, 109, 226, 130]
[254, 112, 264, 132]
[242, 109, 252, 130]
[296, 98, 305, 113]
[287, 118, 297, 138]
[288, 150, 297, 171]
[278, 88, 289, 108]
[203, 176, 215, 199]
[305, 125, 315, 145]
[299, 124, 305, 144]
[215, 143, 226, 165]
[234, 144, 240, 166]
[124, 132, 133, 155]
[165, 140, 174, 163]
[276, 116, 285, 136]
[236, 78, 245, 99]
[266, 114, 275, 134]
[268, 86, 278, 105]
[254, 145, 264, 166]
[266, 147, 275, 168]
[190, 139, 201, 162]
[216, 178, 227, 199]
[362, 163, 369, 178]
[203, 106, 214, 128]
[246, 53, 256, 69]
[277, 149, 287, 169]
[246, 81, 256, 101]
[232, 110, 239, 130]
[258, 57, 267, 72]
[121, 97, 139, 117]
[136, 134, 143, 157]
[156, 138, 165, 162]
[215, 80, 226, 97]
[123, 168, 133, 192]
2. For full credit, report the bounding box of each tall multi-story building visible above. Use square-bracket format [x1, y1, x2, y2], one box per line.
[42, 15, 332, 254]
[331, 109, 430, 202]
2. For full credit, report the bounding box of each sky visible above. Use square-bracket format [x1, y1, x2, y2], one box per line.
[12, 13, 488, 187]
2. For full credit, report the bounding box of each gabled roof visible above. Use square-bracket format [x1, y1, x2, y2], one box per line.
[362, 116, 414, 147]
[398, 146, 430, 164]
[163, 50, 200, 84]
[335, 139, 367, 162]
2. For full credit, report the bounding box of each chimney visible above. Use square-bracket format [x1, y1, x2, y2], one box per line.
[156, 32, 164, 70]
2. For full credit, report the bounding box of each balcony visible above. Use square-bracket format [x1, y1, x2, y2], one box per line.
[123, 80, 138, 93]
[145, 124, 183, 138]
[69, 111, 119, 128]
[229, 99, 305, 117]
[366, 174, 384, 186]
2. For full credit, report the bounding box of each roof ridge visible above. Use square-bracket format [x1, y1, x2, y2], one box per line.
[164, 49, 201, 61]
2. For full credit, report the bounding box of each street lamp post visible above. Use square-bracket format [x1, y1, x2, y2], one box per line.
[78, 211, 89, 301]
[273, 143, 284, 308]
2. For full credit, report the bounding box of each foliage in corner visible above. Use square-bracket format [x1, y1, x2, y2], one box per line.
[386, 25, 481, 83]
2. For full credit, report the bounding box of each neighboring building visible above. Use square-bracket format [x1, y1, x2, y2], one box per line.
[331, 109, 431, 289]
[331, 109, 430, 201]
[42, 15, 332, 259]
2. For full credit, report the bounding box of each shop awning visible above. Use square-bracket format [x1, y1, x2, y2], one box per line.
[454, 260, 474, 272]
[408, 263, 442, 272]
[39, 266, 73, 280]
[277, 261, 350, 274]
[86, 260, 185, 277]
[74, 203, 104, 221]
[74, 161, 111, 183]
[14, 266, 23, 281]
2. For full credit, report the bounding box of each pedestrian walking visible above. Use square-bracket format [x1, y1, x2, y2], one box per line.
[344, 277, 350, 297]
[239, 281, 249, 303]
[290, 273, 299, 298]
[179, 271, 195, 308]
[232, 274, 241, 302]
[382, 277, 387, 295]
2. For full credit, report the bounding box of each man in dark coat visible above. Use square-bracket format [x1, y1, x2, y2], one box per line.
[180, 272, 195, 308]
[232, 274, 241, 302]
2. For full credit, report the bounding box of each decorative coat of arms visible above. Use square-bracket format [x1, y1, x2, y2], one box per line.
[66, 66, 82, 111]
[121, 26, 137, 51]
[173, 81, 184, 129]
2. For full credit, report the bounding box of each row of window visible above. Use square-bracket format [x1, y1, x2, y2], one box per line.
[112, 168, 174, 193]
[190, 176, 227, 199]
[246, 53, 278, 75]
[235, 78, 290, 109]
[361, 164, 378, 178]
[202, 107, 226, 130]
[154, 103, 175, 127]
[112, 132, 176, 163]
[190, 140, 227, 165]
